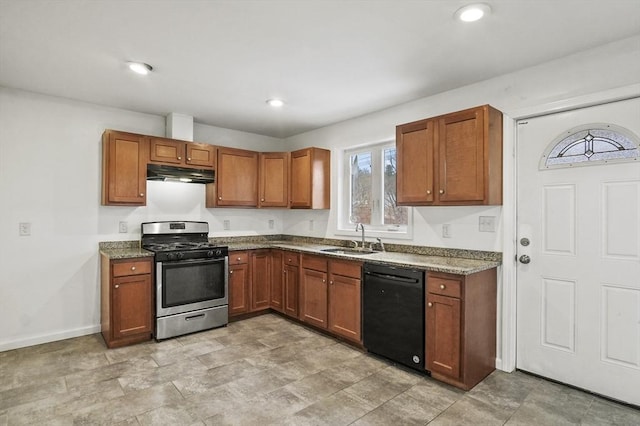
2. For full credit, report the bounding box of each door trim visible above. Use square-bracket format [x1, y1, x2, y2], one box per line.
[499, 83, 640, 373]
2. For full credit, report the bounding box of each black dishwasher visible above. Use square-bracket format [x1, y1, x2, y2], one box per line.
[362, 263, 425, 371]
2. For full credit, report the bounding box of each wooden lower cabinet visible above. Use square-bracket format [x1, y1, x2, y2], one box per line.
[328, 259, 362, 343]
[250, 249, 271, 312]
[300, 257, 328, 329]
[100, 255, 153, 348]
[270, 250, 284, 312]
[425, 268, 497, 390]
[228, 252, 250, 316]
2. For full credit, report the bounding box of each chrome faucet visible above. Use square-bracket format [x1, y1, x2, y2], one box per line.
[376, 237, 386, 252]
[355, 223, 365, 248]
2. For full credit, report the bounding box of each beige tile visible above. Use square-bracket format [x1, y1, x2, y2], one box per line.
[0, 377, 67, 411]
[118, 357, 208, 393]
[172, 358, 267, 397]
[342, 369, 414, 410]
[150, 340, 225, 367]
[196, 340, 271, 369]
[403, 377, 463, 411]
[284, 390, 372, 426]
[283, 371, 345, 403]
[352, 390, 441, 425]
[136, 404, 199, 425]
[582, 398, 640, 426]
[430, 395, 512, 426]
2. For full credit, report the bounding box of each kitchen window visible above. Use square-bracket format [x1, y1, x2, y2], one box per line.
[339, 141, 411, 239]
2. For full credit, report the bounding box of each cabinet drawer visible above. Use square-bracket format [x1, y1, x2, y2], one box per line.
[229, 251, 249, 265]
[427, 276, 461, 298]
[112, 260, 151, 277]
[302, 254, 328, 272]
[330, 259, 362, 279]
[284, 253, 300, 266]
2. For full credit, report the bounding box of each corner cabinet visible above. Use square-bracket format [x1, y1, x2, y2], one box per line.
[397, 105, 503, 206]
[290, 147, 331, 209]
[426, 268, 497, 390]
[259, 152, 290, 208]
[100, 255, 153, 348]
[208, 147, 259, 207]
[101, 130, 148, 206]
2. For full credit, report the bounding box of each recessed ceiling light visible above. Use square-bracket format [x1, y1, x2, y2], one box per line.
[127, 62, 153, 75]
[455, 3, 491, 22]
[266, 99, 284, 107]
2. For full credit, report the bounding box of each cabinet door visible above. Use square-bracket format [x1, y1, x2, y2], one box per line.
[300, 268, 328, 328]
[396, 119, 435, 205]
[270, 250, 284, 312]
[216, 147, 259, 207]
[251, 250, 271, 312]
[149, 137, 184, 164]
[186, 143, 215, 167]
[283, 264, 299, 318]
[437, 107, 485, 203]
[229, 263, 249, 316]
[290, 148, 330, 209]
[102, 131, 147, 205]
[259, 152, 289, 207]
[112, 274, 152, 340]
[328, 273, 361, 342]
[426, 293, 461, 379]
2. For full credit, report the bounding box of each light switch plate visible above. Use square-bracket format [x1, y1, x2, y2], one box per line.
[223, 220, 231, 230]
[119, 221, 128, 233]
[19, 222, 31, 236]
[442, 224, 452, 238]
[479, 216, 496, 232]
[268, 219, 275, 229]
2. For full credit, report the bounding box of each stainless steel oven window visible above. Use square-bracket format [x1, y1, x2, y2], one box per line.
[156, 257, 228, 317]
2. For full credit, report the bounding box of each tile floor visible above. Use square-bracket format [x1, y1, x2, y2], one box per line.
[1, 313, 639, 425]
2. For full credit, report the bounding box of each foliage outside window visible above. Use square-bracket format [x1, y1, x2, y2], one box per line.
[341, 142, 410, 236]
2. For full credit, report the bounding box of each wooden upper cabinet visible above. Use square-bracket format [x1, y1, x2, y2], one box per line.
[396, 119, 435, 205]
[102, 130, 147, 206]
[213, 147, 259, 207]
[290, 147, 331, 209]
[396, 105, 503, 206]
[259, 152, 289, 208]
[149, 137, 215, 168]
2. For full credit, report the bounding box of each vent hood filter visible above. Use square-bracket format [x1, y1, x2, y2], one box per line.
[147, 164, 214, 184]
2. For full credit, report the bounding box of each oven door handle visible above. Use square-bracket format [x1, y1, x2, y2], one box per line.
[160, 257, 226, 266]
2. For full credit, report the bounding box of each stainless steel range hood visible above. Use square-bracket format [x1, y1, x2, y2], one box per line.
[147, 164, 215, 184]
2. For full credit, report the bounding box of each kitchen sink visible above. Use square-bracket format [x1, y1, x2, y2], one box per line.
[320, 248, 376, 255]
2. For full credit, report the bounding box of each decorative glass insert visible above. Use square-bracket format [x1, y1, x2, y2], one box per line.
[540, 123, 639, 170]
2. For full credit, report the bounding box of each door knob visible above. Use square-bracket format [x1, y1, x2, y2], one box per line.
[519, 255, 531, 264]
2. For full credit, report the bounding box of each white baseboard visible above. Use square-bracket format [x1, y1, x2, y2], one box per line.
[0, 324, 102, 352]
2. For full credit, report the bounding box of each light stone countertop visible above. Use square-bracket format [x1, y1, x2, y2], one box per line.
[99, 239, 500, 275]
[228, 242, 500, 275]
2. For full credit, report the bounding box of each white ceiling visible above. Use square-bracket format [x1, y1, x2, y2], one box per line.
[1, 0, 639, 138]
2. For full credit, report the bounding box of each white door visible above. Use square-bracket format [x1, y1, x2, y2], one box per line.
[516, 97, 640, 406]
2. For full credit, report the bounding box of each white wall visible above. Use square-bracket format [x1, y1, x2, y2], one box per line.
[0, 89, 285, 351]
[284, 35, 640, 252]
[1, 35, 639, 352]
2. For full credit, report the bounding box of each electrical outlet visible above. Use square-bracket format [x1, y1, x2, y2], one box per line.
[19, 222, 31, 236]
[119, 221, 128, 233]
[442, 224, 452, 238]
[268, 219, 274, 230]
[479, 216, 496, 232]
[223, 220, 231, 230]
[309, 219, 314, 231]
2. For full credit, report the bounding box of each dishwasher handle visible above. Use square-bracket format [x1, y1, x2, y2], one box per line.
[364, 270, 420, 284]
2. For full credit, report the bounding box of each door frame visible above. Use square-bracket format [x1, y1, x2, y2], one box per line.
[498, 83, 640, 372]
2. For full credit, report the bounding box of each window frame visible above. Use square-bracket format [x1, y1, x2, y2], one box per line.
[337, 141, 413, 240]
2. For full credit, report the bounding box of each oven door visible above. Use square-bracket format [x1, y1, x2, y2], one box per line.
[156, 257, 228, 317]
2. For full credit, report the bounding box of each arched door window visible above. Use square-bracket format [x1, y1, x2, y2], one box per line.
[539, 123, 639, 170]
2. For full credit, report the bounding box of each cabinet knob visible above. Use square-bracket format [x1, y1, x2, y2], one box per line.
[427, 190, 431, 195]
[261, 198, 265, 202]
[218, 196, 222, 200]
[427, 302, 432, 307]
[322, 279, 326, 283]
[330, 281, 333, 285]
[440, 284, 445, 289]
[288, 258, 292, 262]
[139, 193, 144, 197]
[230, 270, 233, 274]
[237, 257, 241, 261]
[187, 157, 191, 161]
[439, 189, 445, 194]
[177, 156, 182, 160]
[131, 266, 136, 271]
[115, 284, 119, 289]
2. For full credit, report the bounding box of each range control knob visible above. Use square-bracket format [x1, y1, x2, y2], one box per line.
[176, 252, 184, 260]
[207, 250, 214, 257]
[216, 249, 223, 257]
[167, 253, 176, 261]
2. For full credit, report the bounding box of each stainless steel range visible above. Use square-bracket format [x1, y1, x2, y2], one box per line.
[141, 221, 228, 340]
